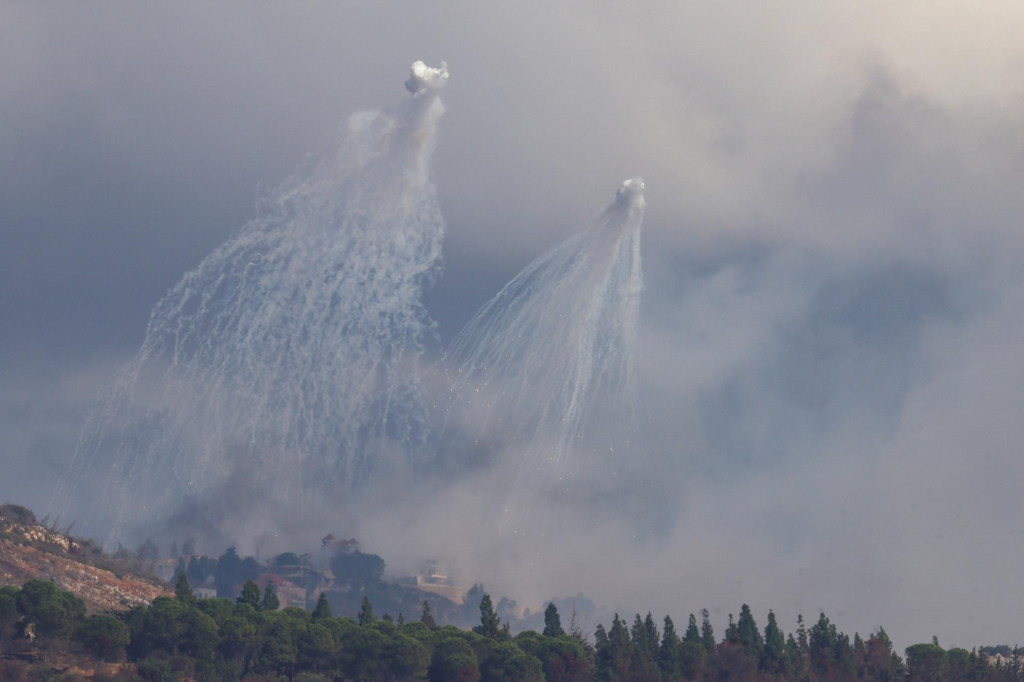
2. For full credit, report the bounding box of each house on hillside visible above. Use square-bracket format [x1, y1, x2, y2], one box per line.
[321, 534, 359, 554]
[399, 560, 465, 604]
[194, 586, 217, 600]
[275, 563, 334, 592]
[256, 574, 307, 610]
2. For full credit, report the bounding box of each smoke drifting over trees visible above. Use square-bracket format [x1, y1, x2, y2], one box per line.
[3, 1, 1024, 652]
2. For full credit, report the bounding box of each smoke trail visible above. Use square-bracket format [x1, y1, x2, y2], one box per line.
[59, 62, 450, 548]
[443, 179, 646, 531]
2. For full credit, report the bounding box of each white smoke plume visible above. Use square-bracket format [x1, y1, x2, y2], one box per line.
[441, 178, 645, 534]
[58, 62, 451, 549]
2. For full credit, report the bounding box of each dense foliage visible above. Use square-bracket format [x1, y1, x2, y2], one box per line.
[2, 552, 1024, 679]
[3, 576, 1024, 681]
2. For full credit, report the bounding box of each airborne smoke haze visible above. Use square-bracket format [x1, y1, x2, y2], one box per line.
[4, 0, 1024, 652]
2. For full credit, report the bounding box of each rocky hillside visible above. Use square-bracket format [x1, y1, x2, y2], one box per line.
[0, 504, 169, 612]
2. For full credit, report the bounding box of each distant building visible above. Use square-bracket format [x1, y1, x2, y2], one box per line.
[321, 534, 359, 554]
[275, 563, 334, 591]
[256, 574, 307, 610]
[400, 560, 464, 604]
[194, 586, 217, 600]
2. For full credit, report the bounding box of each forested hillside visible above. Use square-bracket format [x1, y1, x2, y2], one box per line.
[2, 502, 1021, 681]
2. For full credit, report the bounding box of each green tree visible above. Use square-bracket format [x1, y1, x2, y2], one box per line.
[642, 613, 659, 659]
[683, 613, 701, 645]
[218, 615, 257, 670]
[725, 613, 738, 643]
[736, 603, 763, 659]
[593, 625, 610, 680]
[544, 602, 564, 637]
[906, 642, 947, 681]
[78, 613, 130, 661]
[717, 641, 758, 681]
[186, 555, 216, 587]
[658, 615, 681, 679]
[297, 621, 337, 675]
[947, 647, 971, 680]
[595, 614, 632, 682]
[516, 630, 591, 682]
[261, 583, 280, 611]
[274, 552, 302, 566]
[237, 579, 261, 610]
[197, 597, 234, 626]
[430, 636, 481, 682]
[421, 600, 437, 628]
[340, 623, 390, 680]
[0, 585, 19, 651]
[629, 613, 659, 681]
[700, 608, 715, 654]
[312, 592, 332, 620]
[215, 547, 243, 598]
[792, 614, 811, 680]
[331, 550, 386, 583]
[761, 609, 786, 675]
[808, 612, 838, 676]
[386, 633, 431, 680]
[785, 633, 801, 676]
[835, 631, 858, 679]
[16, 579, 86, 637]
[475, 593, 500, 639]
[358, 595, 376, 625]
[138, 596, 190, 656]
[678, 641, 707, 680]
[863, 627, 904, 681]
[481, 640, 545, 682]
[257, 610, 302, 678]
[174, 572, 195, 605]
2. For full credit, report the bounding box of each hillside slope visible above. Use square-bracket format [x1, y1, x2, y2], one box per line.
[0, 504, 169, 612]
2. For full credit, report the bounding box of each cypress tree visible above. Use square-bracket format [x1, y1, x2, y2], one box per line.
[261, 584, 280, 611]
[808, 612, 838, 675]
[761, 609, 786, 674]
[174, 573, 195, 605]
[737, 604, 763, 658]
[358, 595, 375, 625]
[237, 579, 261, 610]
[684, 613, 701, 644]
[594, 624, 612, 680]
[659, 615, 681, 678]
[643, 613, 659, 659]
[543, 602, 564, 637]
[474, 593, 500, 638]
[607, 615, 633, 680]
[700, 609, 715, 653]
[794, 614, 810, 680]
[312, 592, 332, 620]
[725, 614, 739, 643]
[420, 600, 436, 628]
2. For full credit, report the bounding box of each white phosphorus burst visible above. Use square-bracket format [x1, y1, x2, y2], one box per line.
[61, 62, 450, 544]
[444, 179, 646, 526]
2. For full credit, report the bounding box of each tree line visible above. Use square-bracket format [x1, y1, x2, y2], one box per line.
[2, 575, 1023, 681]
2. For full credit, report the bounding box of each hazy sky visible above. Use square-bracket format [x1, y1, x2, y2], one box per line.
[3, 1, 1024, 651]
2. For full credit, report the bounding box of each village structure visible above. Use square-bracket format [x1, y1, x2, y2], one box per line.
[155, 534, 465, 612]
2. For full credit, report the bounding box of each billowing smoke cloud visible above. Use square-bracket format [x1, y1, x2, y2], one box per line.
[4, 0, 1024, 652]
